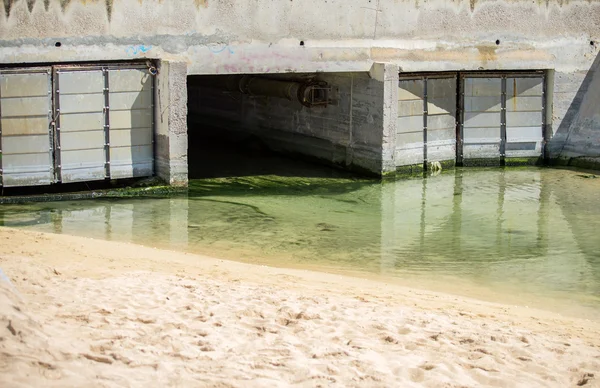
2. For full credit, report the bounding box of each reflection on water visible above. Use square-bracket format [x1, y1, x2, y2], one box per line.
[1, 168, 600, 318]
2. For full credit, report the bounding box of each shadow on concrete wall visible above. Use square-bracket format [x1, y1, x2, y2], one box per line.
[549, 51, 600, 163]
[128, 71, 153, 179]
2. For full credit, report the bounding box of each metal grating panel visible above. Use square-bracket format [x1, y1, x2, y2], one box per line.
[396, 78, 425, 167]
[505, 76, 544, 158]
[425, 77, 456, 163]
[57, 69, 107, 183]
[0, 69, 54, 187]
[396, 76, 457, 168]
[461, 77, 502, 163]
[108, 69, 154, 179]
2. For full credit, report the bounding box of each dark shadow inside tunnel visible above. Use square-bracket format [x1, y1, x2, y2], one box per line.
[186, 74, 358, 180]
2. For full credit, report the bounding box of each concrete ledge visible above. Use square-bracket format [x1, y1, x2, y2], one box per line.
[504, 157, 544, 167]
[394, 163, 425, 177]
[462, 158, 502, 167]
[0, 185, 186, 205]
[549, 156, 600, 172]
[235, 127, 382, 177]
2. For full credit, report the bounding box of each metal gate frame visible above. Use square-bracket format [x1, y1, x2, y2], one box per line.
[457, 71, 546, 166]
[0, 62, 156, 187]
[397, 72, 458, 168]
[52, 63, 155, 183]
[0, 67, 54, 187]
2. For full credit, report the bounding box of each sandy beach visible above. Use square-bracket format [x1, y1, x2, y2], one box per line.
[0, 226, 599, 387]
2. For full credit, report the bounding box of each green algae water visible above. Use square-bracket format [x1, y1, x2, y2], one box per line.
[1, 166, 600, 319]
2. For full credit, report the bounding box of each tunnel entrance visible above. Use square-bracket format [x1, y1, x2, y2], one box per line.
[186, 72, 391, 179]
[186, 73, 343, 179]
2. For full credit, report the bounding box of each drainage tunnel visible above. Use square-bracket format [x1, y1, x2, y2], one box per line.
[186, 72, 364, 179]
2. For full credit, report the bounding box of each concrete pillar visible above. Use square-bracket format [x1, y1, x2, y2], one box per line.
[368, 63, 399, 175]
[154, 60, 188, 186]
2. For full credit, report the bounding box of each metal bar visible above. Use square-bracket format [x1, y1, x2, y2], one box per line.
[52, 67, 63, 183]
[423, 77, 428, 169]
[103, 68, 111, 179]
[500, 76, 507, 164]
[151, 69, 156, 177]
[456, 74, 464, 166]
[0, 73, 3, 187]
[0, 67, 52, 75]
[52, 62, 151, 72]
[399, 70, 544, 81]
[456, 71, 545, 78]
[541, 74, 548, 162]
[46, 68, 54, 182]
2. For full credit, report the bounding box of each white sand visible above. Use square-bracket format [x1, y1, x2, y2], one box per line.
[1, 227, 599, 387]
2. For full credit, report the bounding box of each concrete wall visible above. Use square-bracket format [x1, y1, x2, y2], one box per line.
[547, 53, 600, 169]
[1, 1, 597, 78]
[1, 0, 599, 174]
[188, 67, 398, 175]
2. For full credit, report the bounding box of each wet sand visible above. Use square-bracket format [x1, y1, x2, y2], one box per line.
[1, 227, 599, 387]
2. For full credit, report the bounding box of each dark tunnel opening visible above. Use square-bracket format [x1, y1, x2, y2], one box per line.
[186, 74, 356, 180]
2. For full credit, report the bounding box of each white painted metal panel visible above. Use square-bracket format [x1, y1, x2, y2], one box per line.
[60, 112, 104, 132]
[505, 76, 544, 159]
[57, 69, 106, 183]
[396, 78, 425, 166]
[0, 70, 54, 187]
[426, 77, 456, 163]
[396, 76, 457, 167]
[108, 69, 153, 179]
[462, 77, 502, 162]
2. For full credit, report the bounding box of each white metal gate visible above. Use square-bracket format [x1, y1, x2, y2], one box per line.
[107, 69, 154, 179]
[0, 64, 155, 188]
[0, 68, 54, 187]
[396, 75, 457, 168]
[458, 73, 545, 165]
[505, 76, 544, 159]
[55, 68, 107, 183]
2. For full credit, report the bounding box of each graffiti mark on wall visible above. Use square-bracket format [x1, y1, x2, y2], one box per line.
[126, 45, 153, 56]
[207, 43, 234, 55]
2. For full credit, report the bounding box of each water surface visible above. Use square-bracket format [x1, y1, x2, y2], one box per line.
[2, 167, 599, 319]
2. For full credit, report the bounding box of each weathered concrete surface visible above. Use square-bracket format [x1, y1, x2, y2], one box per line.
[1, 0, 600, 176]
[547, 53, 600, 169]
[1, 0, 597, 75]
[155, 61, 188, 186]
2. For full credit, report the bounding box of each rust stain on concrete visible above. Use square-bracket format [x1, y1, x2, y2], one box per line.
[371, 46, 552, 63]
[194, 0, 208, 8]
[105, 0, 112, 20]
[476, 45, 497, 64]
[2, 0, 114, 20]
[3, 0, 14, 17]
